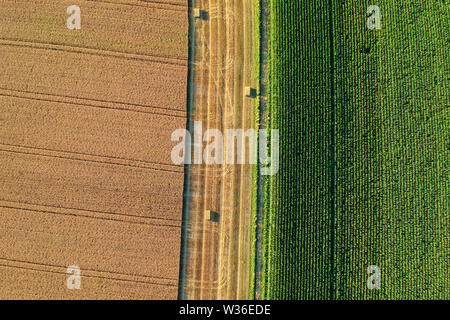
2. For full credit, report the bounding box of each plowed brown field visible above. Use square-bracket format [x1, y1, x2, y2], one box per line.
[178, 0, 258, 299]
[0, 0, 187, 299]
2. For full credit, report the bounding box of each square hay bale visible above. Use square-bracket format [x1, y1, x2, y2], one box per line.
[205, 210, 219, 222]
[245, 86, 256, 98]
[193, 8, 202, 19]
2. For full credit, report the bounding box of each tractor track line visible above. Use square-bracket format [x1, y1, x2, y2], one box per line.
[0, 39, 186, 66]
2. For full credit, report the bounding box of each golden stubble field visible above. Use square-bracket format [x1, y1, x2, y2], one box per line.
[0, 0, 188, 299]
[178, 0, 258, 299]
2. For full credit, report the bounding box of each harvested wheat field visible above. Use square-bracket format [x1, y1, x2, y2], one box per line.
[0, 0, 188, 299]
[178, 0, 259, 299]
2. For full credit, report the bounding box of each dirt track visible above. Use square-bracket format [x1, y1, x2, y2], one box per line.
[179, 0, 257, 299]
[0, 0, 187, 299]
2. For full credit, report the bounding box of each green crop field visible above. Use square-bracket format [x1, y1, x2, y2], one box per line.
[262, 0, 448, 300]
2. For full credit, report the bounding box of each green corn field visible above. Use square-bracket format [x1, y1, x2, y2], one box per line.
[262, 0, 449, 300]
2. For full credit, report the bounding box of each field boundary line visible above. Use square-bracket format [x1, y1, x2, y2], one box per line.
[0, 88, 187, 118]
[0, 258, 178, 287]
[0, 200, 181, 228]
[177, 0, 197, 299]
[0, 143, 183, 174]
[0, 38, 187, 66]
[255, 0, 268, 300]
